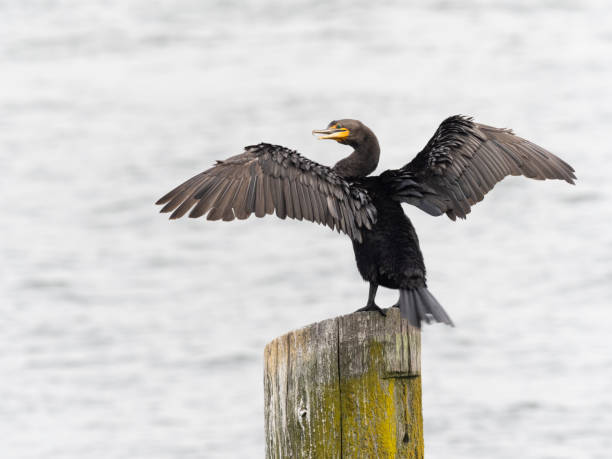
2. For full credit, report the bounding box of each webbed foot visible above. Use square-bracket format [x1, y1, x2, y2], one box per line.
[355, 303, 387, 316]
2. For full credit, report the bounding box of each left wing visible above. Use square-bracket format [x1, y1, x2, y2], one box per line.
[381, 115, 576, 220]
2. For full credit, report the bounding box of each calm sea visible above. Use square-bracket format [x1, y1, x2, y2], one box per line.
[1, 1, 611, 457]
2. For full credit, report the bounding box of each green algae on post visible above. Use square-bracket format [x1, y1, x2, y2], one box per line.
[264, 308, 423, 458]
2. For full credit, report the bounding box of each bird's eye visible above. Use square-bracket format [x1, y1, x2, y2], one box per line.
[336, 124, 342, 129]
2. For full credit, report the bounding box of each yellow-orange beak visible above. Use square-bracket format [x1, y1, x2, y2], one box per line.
[312, 126, 350, 140]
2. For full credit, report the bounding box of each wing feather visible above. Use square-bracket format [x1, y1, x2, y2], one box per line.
[272, 177, 286, 219]
[382, 115, 576, 220]
[283, 178, 295, 219]
[156, 143, 376, 241]
[289, 179, 303, 221]
[263, 175, 275, 215]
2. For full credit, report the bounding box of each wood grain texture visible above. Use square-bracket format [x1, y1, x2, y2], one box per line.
[263, 308, 423, 458]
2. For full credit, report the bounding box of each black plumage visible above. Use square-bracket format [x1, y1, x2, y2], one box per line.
[156, 115, 576, 328]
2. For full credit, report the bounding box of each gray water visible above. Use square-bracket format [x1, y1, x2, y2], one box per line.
[1, 1, 612, 458]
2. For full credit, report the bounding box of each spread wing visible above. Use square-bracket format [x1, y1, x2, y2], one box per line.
[381, 115, 576, 220]
[156, 143, 377, 242]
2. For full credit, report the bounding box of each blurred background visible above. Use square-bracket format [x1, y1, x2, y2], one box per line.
[1, 0, 611, 458]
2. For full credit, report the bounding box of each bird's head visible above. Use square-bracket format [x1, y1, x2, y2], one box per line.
[312, 119, 373, 148]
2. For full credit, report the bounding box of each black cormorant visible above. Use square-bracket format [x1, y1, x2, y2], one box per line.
[156, 116, 575, 327]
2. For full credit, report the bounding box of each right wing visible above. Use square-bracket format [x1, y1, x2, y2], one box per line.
[156, 143, 377, 242]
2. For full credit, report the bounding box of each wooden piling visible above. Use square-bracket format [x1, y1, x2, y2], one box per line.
[263, 308, 423, 458]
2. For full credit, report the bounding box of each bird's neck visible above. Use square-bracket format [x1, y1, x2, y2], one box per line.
[334, 135, 380, 178]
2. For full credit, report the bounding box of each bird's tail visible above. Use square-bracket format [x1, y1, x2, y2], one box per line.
[399, 288, 454, 329]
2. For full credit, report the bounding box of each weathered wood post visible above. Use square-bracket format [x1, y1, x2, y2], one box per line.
[264, 308, 423, 458]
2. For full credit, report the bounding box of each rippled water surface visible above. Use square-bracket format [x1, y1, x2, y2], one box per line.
[1, 1, 612, 458]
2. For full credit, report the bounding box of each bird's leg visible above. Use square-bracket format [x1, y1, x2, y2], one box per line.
[354, 283, 386, 316]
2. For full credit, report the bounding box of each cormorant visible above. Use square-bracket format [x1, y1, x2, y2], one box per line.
[156, 116, 575, 328]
